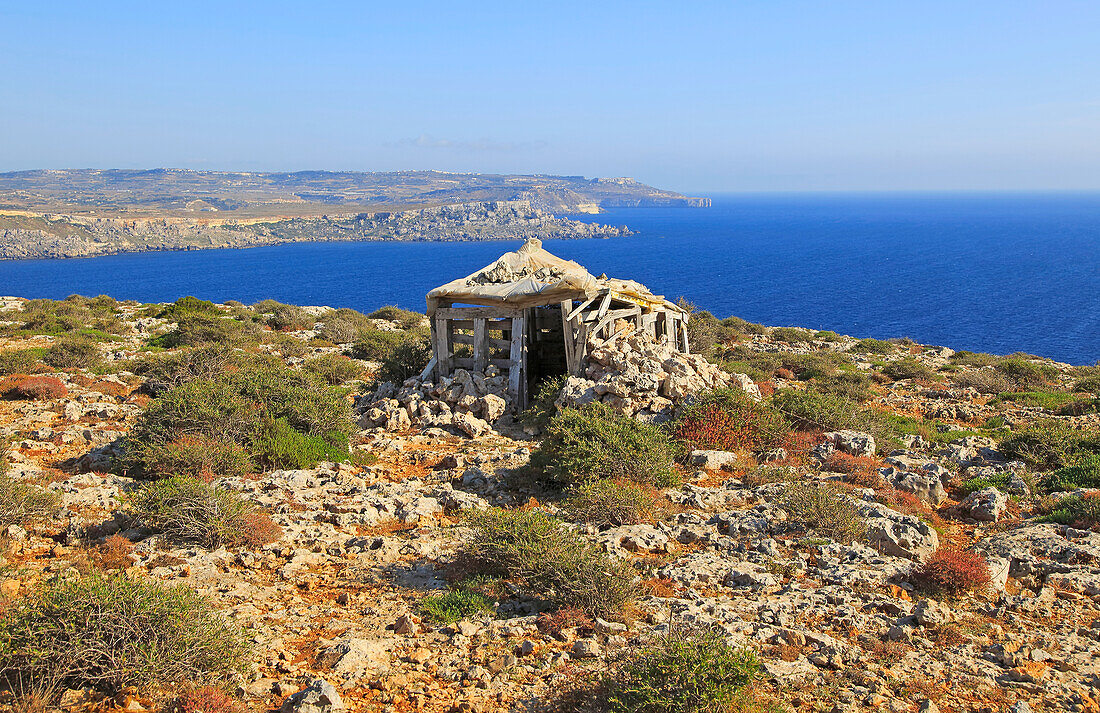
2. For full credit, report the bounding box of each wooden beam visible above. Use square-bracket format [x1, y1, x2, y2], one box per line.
[680, 323, 690, 354]
[472, 318, 487, 371]
[566, 296, 597, 321]
[581, 307, 641, 324]
[596, 292, 613, 320]
[435, 306, 522, 320]
[573, 319, 588, 374]
[418, 355, 438, 381]
[434, 315, 454, 376]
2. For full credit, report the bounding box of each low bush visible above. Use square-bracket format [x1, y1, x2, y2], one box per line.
[521, 374, 568, 431]
[263, 303, 316, 331]
[0, 375, 67, 400]
[950, 350, 1001, 367]
[261, 331, 310, 358]
[0, 348, 47, 376]
[0, 573, 249, 693]
[302, 353, 367, 385]
[349, 328, 409, 362]
[909, 548, 991, 595]
[158, 296, 219, 319]
[958, 471, 1010, 496]
[604, 627, 761, 713]
[814, 330, 842, 342]
[882, 357, 935, 382]
[779, 482, 866, 544]
[529, 402, 680, 488]
[1038, 492, 1100, 529]
[126, 476, 281, 548]
[143, 436, 252, 481]
[134, 345, 248, 390]
[43, 335, 101, 370]
[673, 388, 789, 453]
[1073, 374, 1100, 396]
[998, 420, 1100, 470]
[375, 335, 433, 385]
[995, 357, 1058, 390]
[771, 388, 896, 449]
[121, 364, 354, 477]
[151, 312, 259, 349]
[367, 305, 424, 330]
[419, 589, 494, 623]
[0, 469, 58, 529]
[564, 479, 661, 527]
[319, 308, 375, 343]
[1042, 454, 1100, 492]
[770, 327, 812, 344]
[460, 507, 638, 619]
[852, 338, 895, 355]
[18, 297, 125, 336]
[952, 369, 1013, 394]
[810, 372, 875, 402]
[93, 535, 135, 571]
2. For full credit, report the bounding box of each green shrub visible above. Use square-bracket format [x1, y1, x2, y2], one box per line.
[367, 305, 424, 330]
[260, 331, 311, 358]
[721, 316, 766, 335]
[521, 374, 568, 431]
[378, 337, 433, 385]
[882, 357, 934, 381]
[17, 298, 125, 336]
[0, 573, 249, 694]
[419, 589, 494, 624]
[264, 303, 316, 331]
[810, 372, 875, 402]
[127, 476, 279, 548]
[958, 471, 1010, 496]
[319, 308, 374, 343]
[770, 327, 812, 344]
[134, 345, 247, 389]
[672, 388, 788, 453]
[151, 312, 260, 349]
[780, 352, 855, 382]
[564, 479, 660, 526]
[998, 420, 1100, 470]
[851, 338, 894, 355]
[771, 388, 897, 448]
[0, 469, 58, 529]
[254, 418, 350, 470]
[460, 508, 638, 619]
[1038, 492, 1100, 528]
[995, 358, 1058, 390]
[43, 335, 101, 370]
[1043, 454, 1100, 492]
[158, 296, 219, 319]
[349, 328, 408, 361]
[604, 627, 760, 713]
[814, 330, 842, 342]
[302, 353, 367, 385]
[909, 548, 991, 596]
[142, 436, 252, 481]
[779, 482, 866, 544]
[950, 351, 1001, 367]
[529, 403, 680, 487]
[121, 365, 353, 477]
[0, 348, 47, 376]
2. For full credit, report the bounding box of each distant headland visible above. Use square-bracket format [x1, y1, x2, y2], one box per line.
[0, 169, 709, 260]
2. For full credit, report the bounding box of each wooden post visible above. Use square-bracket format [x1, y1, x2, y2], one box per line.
[508, 314, 526, 408]
[680, 322, 690, 354]
[560, 300, 575, 376]
[667, 314, 678, 349]
[573, 319, 588, 374]
[434, 314, 453, 376]
[472, 318, 487, 372]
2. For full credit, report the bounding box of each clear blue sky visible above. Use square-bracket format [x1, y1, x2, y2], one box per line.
[2, 1, 1098, 193]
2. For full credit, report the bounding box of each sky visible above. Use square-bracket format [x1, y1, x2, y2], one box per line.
[1, 1, 1099, 193]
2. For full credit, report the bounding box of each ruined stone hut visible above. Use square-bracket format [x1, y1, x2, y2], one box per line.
[424, 238, 690, 409]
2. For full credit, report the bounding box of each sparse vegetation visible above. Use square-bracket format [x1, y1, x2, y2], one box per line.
[1042, 454, 1100, 492]
[367, 305, 424, 329]
[0, 375, 67, 400]
[301, 353, 367, 385]
[779, 482, 866, 544]
[127, 476, 281, 548]
[0, 466, 58, 530]
[0, 348, 47, 376]
[881, 357, 935, 382]
[43, 335, 101, 370]
[852, 338, 895, 355]
[998, 420, 1100, 470]
[1038, 492, 1100, 528]
[419, 589, 494, 623]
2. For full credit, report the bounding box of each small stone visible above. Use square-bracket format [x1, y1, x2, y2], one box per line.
[279, 679, 345, 713]
[571, 639, 602, 658]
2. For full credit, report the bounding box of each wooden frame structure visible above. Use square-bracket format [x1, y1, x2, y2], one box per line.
[425, 240, 691, 411]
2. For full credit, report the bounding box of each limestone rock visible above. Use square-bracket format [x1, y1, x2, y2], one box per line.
[279, 679, 345, 713]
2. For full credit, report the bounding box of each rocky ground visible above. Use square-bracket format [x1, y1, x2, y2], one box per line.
[1, 298, 1099, 713]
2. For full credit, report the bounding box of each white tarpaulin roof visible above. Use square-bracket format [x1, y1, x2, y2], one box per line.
[426, 238, 685, 312]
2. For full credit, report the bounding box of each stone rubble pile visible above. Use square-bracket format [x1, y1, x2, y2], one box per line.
[359, 367, 511, 438]
[556, 325, 760, 421]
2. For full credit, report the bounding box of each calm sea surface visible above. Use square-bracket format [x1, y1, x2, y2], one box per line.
[1, 193, 1098, 364]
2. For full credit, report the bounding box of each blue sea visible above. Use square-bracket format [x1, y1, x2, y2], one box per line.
[1, 193, 1098, 364]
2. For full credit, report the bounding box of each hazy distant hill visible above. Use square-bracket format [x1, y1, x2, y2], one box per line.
[0, 169, 708, 259]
